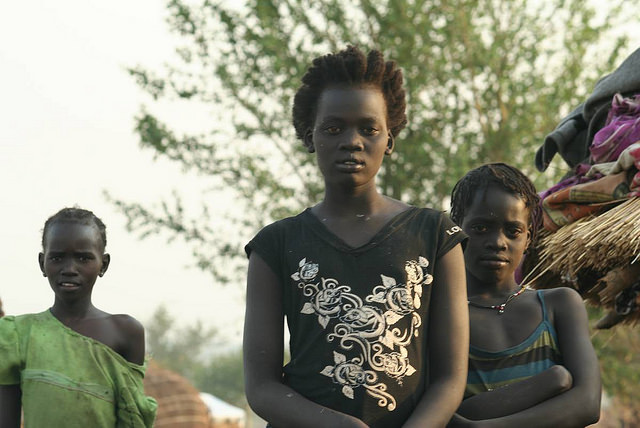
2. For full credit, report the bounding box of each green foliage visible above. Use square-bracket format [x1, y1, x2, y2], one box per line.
[193, 348, 246, 407]
[112, 0, 633, 281]
[588, 307, 640, 406]
[146, 305, 218, 381]
[145, 306, 246, 407]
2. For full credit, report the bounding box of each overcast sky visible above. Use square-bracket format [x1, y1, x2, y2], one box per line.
[0, 0, 246, 346]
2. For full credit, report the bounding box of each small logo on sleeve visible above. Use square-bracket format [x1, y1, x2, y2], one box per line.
[445, 226, 462, 236]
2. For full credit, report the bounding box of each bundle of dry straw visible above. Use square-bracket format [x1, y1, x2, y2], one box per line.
[524, 197, 640, 326]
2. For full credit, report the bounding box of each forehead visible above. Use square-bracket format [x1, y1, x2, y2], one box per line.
[315, 86, 387, 121]
[44, 221, 103, 251]
[464, 185, 529, 223]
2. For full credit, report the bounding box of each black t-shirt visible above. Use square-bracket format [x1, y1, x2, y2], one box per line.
[246, 207, 466, 428]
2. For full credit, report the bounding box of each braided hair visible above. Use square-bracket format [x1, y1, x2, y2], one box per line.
[42, 207, 107, 251]
[450, 163, 542, 245]
[292, 45, 407, 141]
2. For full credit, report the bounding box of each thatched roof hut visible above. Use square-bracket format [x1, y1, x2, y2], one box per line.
[144, 361, 214, 428]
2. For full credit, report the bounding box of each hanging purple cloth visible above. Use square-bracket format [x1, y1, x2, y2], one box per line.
[538, 163, 602, 201]
[590, 93, 640, 164]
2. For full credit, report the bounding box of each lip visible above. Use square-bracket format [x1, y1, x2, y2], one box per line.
[478, 255, 509, 269]
[335, 158, 364, 172]
[58, 282, 81, 289]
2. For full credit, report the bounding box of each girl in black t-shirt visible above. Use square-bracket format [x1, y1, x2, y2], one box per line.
[243, 46, 469, 428]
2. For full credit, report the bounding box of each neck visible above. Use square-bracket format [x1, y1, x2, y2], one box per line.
[51, 298, 96, 321]
[466, 273, 520, 299]
[320, 183, 385, 217]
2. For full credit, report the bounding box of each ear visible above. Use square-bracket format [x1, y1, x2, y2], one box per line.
[38, 253, 46, 277]
[303, 129, 315, 153]
[99, 253, 111, 277]
[524, 229, 532, 253]
[385, 133, 395, 155]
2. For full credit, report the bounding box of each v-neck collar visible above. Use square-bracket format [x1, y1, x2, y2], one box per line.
[303, 206, 419, 254]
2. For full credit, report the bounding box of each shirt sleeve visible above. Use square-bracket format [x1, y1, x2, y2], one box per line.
[436, 212, 468, 258]
[244, 221, 285, 284]
[116, 363, 157, 428]
[0, 316, 22, 385]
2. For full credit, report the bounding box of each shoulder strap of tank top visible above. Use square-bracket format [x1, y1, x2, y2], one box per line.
[536, 289, 550, 322]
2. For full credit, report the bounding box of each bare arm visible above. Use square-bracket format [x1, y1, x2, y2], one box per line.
[403, 244, 469, 428]
[456, 365, 572, 420]
[243, 253, 368, 428]
[114, 315, 146, 365]
[0, 385, 21, 428]
[452, 288, 601, 428]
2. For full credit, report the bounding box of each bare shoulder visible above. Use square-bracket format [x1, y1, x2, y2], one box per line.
[540, 287, 585, 312]
[540, 287, 591, 340]
[382, 195, 412, 215]
[109, 314, 145, 343]
[110, 313, 144, 332]
[109, 314, 146, 365]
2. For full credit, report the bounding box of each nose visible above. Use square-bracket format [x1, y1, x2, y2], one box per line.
[339, 128, 364, 151]
[60, 259, 79, 276]
[485, 231, 507, 251]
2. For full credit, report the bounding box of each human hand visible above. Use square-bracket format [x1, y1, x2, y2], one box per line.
[447, 413, 473, 428]
[338, 415, 369, 428]
[544, 364, 573, 394]
[447, 413, 482, 428]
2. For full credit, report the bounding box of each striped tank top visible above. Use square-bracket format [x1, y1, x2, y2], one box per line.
[464, 290, 562, 398]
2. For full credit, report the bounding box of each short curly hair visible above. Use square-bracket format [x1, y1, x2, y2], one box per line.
[292, 45, 407, 141]
[42, 207, 107, 251]
[450, 163, 542, 245]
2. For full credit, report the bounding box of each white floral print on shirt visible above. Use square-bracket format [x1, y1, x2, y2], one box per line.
[290, 256, 433, 411]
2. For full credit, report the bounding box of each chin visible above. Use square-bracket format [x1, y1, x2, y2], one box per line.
[473, 270, 507, 285]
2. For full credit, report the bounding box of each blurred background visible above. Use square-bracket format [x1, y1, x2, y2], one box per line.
[1, 0, 638, 426]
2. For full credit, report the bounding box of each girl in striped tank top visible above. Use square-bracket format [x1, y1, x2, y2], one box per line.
[448, 163, 601, 427]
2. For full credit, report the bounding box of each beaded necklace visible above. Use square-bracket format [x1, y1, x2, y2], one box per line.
[467, 285, 528, 314]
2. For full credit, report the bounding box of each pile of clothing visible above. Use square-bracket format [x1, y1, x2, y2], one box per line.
[526, 48, 640, 329]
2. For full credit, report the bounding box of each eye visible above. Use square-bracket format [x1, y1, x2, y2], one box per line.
[49, 256, 62, 262]
[471, 224, 488, 233]
[361, 126, 379, 136]
[506, 227, 524, 238]
[324, 126, 341, 135]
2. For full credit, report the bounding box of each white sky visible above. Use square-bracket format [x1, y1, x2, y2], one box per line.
[0, 0, 246, 346]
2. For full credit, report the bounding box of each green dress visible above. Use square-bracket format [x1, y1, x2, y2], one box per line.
[0, 310, 157, 427]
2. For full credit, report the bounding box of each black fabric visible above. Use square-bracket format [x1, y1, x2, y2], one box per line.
[536, 48, 640, 172]
[246, 207, 467, 428]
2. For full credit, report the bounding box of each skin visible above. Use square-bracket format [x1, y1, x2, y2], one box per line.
[449, 186, 601, 427]
[244, 86, 469, 427]
[0, 386, 21, 428]
[0, 221, 146, 428]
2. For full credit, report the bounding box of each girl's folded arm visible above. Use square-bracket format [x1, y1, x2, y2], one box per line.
[453, 288, 601, 428]
[456, 364, 572, 420]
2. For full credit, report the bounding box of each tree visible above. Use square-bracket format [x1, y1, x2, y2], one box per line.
[109, 0, 632, 283]
[194, 348, 246, 407]
[145, 305, 246, 406]
[145, 305, 218, 381]
[587, 307, 640, 422]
